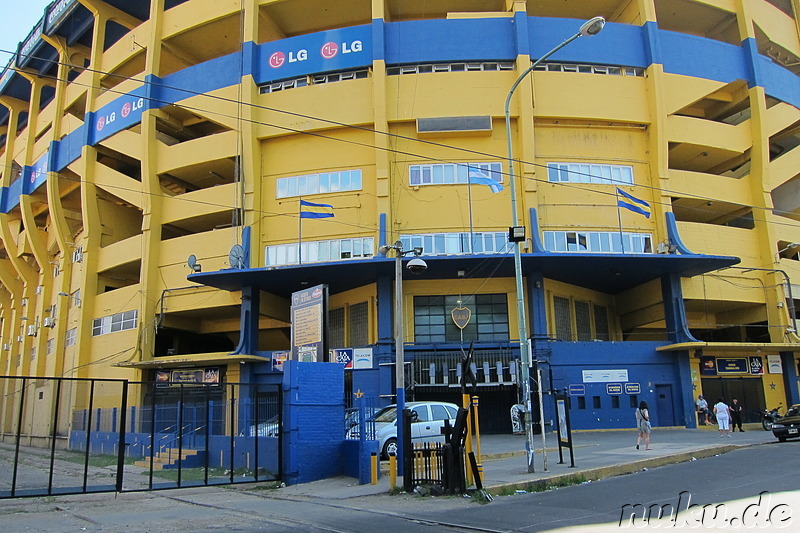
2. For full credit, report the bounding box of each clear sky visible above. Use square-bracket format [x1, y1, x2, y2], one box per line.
[0, 0, 51, 68]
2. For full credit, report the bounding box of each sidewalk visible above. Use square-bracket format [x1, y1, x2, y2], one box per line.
[274, 423, 775, 499]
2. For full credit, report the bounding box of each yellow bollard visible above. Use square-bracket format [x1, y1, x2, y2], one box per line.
[371, 452, 378, 485]
[389, 454, 397, 490]
[471, 395, 483, 484]
[463, 393, 473, 486]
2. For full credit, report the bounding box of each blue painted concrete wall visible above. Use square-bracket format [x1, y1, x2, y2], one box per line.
[282, 361, 345, 485]
[548, 341, 686, 429]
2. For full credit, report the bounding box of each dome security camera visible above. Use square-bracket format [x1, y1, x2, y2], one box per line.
[406, 257, 428, 275]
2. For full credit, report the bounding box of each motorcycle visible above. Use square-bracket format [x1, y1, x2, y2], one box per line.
[760, 406, 782, 430]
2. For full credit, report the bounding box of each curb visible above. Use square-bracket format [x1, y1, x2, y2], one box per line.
[483, 442, 762, 496]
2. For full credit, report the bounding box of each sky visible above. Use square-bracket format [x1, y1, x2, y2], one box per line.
[0, 0, 51, 68]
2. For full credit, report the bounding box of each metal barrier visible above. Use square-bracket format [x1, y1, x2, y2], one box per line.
[0, 376, 281, 499]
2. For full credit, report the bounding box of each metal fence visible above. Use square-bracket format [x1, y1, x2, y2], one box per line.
[0, 376, 281, 499]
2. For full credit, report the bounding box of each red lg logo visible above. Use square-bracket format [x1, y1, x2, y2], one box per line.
[96, 116, 105, 131]
[320, 42, 338, 59]
[121, 102, 131, 118]
[269, 51, 286, 68]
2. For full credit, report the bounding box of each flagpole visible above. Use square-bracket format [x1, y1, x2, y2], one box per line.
[467, 172, 475, 254]
[615, 188, 626, 254]
[298, 196, 303, 265]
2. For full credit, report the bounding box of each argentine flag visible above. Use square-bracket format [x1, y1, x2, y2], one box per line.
[616, 188, 651, 219]
[300, 200, 334, 219]
[468, 168, 504, 193]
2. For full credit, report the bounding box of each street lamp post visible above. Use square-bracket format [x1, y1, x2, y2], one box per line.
[379, 241, 427, 477]
[504, 16, 605, 473]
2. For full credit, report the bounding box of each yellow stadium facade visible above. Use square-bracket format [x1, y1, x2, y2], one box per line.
[1, 0, 799, 434]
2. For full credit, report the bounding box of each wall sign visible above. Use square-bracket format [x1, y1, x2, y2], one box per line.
[291, 284, 328, 362]
[606, 383, 623, 395]
[568, 384, 586, 396]
[582, 369, 629, 383]
[748, 356, 764, 375]
[768, 354, 783, 374]
[624, 383, 641, 394]
[716, 358, 748, 374]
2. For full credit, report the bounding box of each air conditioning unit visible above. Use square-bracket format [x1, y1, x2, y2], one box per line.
[43, 317, 55, 328]
[27, 325, 37, 337]
[17, 336, 23, 343]
[21, 297, 28, 307]
[53, 265, 60, 277]
[36, 285, 43, 295]
[2, 343, 9, 351]
[72, 249, 83, 263]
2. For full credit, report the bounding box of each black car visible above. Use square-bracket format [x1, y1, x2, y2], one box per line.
[772, 404, 800, 442]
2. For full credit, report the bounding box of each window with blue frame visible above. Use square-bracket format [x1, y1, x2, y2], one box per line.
[276, 169, 362, 198]
[413, 294, 509, 343]
[400, 232, 509, 255]
[409, 162, 503, 187]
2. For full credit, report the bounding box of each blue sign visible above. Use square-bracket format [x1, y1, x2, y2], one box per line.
[568, 384, 586, 396]
[17, 17, 44, 68]
[624, 382, 641, 394]
[92, 89, 149, 144]
[331, 348, 354, 369]
[606, 383, 623, 395]
[716, 357, 748, 374]
[45, 0, 79, 35]
[256, 25, 372, 85]
[24, 156, 49, 194]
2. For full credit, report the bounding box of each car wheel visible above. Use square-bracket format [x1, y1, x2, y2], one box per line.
[763, 421, 773, 431]
[382, 438, 398, 459]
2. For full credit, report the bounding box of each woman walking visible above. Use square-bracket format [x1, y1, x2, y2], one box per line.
[635, 401, 651, 450]
[714, 398, 732, 438]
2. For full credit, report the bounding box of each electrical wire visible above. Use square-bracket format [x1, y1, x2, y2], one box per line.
[1, 47, 799, 234]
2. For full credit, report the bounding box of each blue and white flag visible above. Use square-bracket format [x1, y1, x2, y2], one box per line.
[468, 168, 504, 193]
[300, 199, 334, 218]
[616, 188, 650, 219]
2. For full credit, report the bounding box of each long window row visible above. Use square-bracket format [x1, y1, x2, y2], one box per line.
[544, 231, 653, 254]
[400, 232, 509, 256]
[534, 62, 646, 77]
[266, 237, 375, 266]
[277, 169, 363, 198]
[409, 162, 503, 187]
[92, 310, 138, 337]
[259, 69, 370, 94]
[387, 62, 515, 75]
[547, 163, 634, 185]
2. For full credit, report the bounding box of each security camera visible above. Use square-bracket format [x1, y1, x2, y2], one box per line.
[406, 257, 428, 275]
[378, 244, 392, 256]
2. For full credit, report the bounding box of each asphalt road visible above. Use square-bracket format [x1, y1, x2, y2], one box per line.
[1, 440, 797, 532]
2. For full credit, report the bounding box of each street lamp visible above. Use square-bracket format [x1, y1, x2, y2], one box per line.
[504, 16, 605, 473]
[379, 241, 427, 476]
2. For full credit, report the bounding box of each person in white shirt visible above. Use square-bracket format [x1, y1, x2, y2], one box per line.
[714, 398, 732, 438]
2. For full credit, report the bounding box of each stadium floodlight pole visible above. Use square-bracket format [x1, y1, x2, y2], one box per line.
[504, 16, 605, 474]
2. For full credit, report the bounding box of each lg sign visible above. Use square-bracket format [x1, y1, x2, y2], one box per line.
[268, 40, 363, 68]
[96, 97, 145, 131]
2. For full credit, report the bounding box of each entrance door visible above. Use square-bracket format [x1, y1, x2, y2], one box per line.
[655, 384, 675, 426]
[700, 378, 765, 423]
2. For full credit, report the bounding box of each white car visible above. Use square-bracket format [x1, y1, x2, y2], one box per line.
[350, 401, 460, 459]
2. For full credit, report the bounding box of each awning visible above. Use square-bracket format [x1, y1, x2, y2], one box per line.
[114, 352, 269, 369]
[188, 251, 740, 297]
[657, 342, 800, 354]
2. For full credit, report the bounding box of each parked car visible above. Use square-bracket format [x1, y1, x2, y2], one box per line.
[347, 401, 460, 459]
[771, 404, 800, 442]
[243, 415, 280, 437]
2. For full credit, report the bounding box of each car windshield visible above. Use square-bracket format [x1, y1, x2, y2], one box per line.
[373, 406, 397, 423]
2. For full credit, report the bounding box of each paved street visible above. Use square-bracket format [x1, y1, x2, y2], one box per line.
[1, 425, 794, 532]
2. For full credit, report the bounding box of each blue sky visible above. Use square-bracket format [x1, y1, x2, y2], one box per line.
[0, 1, 51, 68]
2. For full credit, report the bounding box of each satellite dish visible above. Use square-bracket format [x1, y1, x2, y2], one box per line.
[187, 254, 201, 272]
[228, 244, 245, 269]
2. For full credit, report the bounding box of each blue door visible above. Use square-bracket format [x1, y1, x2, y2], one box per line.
[655, 384, 675, 426]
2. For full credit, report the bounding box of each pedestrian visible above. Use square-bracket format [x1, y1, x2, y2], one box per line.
[714, 397, 732, 438]
[729, 398, 744, 432]
[696, 395, 709, 425]
[635, 401, 651, 450]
